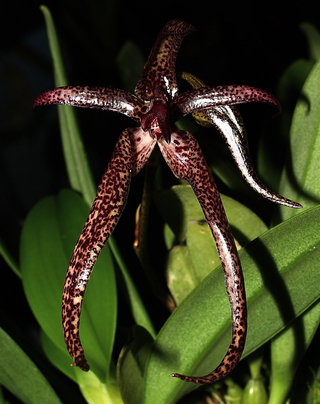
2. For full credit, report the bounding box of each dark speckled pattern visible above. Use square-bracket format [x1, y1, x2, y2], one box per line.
[34, 20, 301, 383]
[159, 130, 246, 383]
[180, 72, 302, 209]
[135, 19, 195, 102]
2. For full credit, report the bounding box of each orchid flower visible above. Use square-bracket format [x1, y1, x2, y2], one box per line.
[33, 19, 301, 384]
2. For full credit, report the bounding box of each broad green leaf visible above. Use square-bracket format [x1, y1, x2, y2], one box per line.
[0, 328, 62, 404]
[258, 26, 320, 199]
[166, 222, 219, 305]
[40, 330, 77, 382]
[155, 185, 267, 248]
[278, 56, 320, 221]
[184, 221, 219, 281]
[157, 186, 267, 303]
[140, 205, 320, 404]
[41, 330, 124, 404]
[220, 194, 268, 243]
[268, 300, 320, 404]
[20, 189, 117, 382]
[269, 32, 320, 401]
[167, 219, 233, 305]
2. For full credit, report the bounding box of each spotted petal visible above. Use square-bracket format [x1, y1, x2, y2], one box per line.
[33, 86, 143, 121]
[135, 20, 195, 102]
[158, 130, 246, 383]
[172, 85, 281, 120]
[202, 105, 301, 208]
[34, 18, 302, 385]
[179, 72, 301, 208]
[62, 127, 156, 370]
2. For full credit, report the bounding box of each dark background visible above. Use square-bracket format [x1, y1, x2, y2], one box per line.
[2, 0, 318, 225]
[2, 0, 317, 261]
[0, 0, 319, 401]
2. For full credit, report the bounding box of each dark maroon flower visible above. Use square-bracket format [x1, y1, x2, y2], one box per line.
[34, 20, 301, 384]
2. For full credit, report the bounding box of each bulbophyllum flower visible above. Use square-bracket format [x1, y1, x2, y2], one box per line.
[33, 19, 301, 384]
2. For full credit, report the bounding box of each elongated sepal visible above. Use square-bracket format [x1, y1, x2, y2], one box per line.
[62, 127, 155, 370]
[172, 85, 281, 120]
[205, 106, 301, 208]
[179, 73, 301, 209]
[62, 130, 133, 370]
[135, 20, 195, 102]
[159, 130, 246, 383]
[33, 86, 142, 121]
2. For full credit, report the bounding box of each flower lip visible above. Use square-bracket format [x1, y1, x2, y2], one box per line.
[141, 100, 172, 143]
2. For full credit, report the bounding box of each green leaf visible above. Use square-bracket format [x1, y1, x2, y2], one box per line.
[270, 31, 320, 394]
[156, 186, 267, 304]
[40, 330, 76, 381]
[140, 205, 320, 404]
[278, 56, 320, 221]
[155, 185, 267, 248]
[0, 328, 62, 404]
[20, 189, 117, 382]
[166, 222, 219, 305]
[266, 26, 320, 403]
[268, 300, 320, 404]
[40, 5, 96, 205]
[220, 194, 268, 244]
[0, 238, 20, 278]
[110, 239, 156, 338]
[41, 330, 124, 404]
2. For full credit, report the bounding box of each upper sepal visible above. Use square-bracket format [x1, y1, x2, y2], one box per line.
[135, 20, 195, 102]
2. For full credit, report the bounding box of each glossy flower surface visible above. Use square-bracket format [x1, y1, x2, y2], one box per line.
[34, 19, 301, 384]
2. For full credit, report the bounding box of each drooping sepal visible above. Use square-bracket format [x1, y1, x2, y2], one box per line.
[62, 129, 133, 370]
[62, 126, 156, 370]
[179, 72, 301, 209]
[159, 130, 247, 383]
